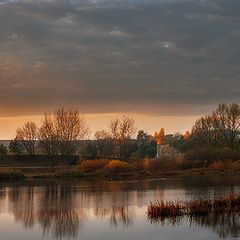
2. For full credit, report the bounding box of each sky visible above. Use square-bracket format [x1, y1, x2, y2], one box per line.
[0, 0, 240, 139]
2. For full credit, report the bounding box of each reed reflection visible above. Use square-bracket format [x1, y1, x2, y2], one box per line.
[0, 178, 240, 240]
[151, 213, 240, 239]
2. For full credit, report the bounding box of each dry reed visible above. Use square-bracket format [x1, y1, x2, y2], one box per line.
[147, 193, 240, 221]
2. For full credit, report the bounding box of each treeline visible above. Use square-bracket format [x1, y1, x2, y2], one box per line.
[186, 103, 240, 163]
[1, 103, 240, 166]
[3, 108, 145, 160]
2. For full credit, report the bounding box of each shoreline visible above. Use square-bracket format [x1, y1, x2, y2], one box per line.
[1, 166, 240, 181]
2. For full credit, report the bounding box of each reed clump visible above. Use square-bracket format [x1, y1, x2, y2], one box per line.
[148, 193, 240, 221]
[148, 200, 184, 219]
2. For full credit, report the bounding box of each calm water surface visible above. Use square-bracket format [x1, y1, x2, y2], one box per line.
[0, 176, 240, 240]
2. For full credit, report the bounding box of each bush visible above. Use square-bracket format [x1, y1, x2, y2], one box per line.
[209, 161, 225, 171]
[142, 156, 179, 172]
[185, 147, 240, 165]
[185, 147, 215, 164]
[104, 160, 131, 174]
[210, 160, 240, 171]
[77, 159, 109, 173]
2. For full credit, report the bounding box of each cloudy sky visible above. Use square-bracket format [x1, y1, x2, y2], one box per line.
[0, 0, 240, 138]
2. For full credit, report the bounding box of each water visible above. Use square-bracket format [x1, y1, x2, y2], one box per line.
[0, 176, 240, 240]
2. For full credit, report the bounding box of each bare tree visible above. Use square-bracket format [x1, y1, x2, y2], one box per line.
[188, 103, 240, 163]
[213, 103, 240, 150]
[38, 113, 59, 155]
[53, 108, 89, 155]
[191, 115, 218, 148]
[110, 116, 136, 141]
[109, 116, 137, 160]
[94, 130, 112, 159]
[16, 121, 38, 155]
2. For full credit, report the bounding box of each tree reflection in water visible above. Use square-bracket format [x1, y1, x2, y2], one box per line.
[2, 177, 240, 240]
[4, 182, 136, 239]
[150, 213, 240, 239]
[94, 206, 134, 227]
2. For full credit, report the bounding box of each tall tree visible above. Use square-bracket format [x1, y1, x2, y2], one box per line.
[38, 113, 59, 155]
[109, 116, 137, 160]
[40, 108, 89, 155]
[213, 103, 240, 150]
[16, 121, 38, 155]
[94, 130, 113, 159]
[154, 128, 165, 145]
[137, 130, 157, 158]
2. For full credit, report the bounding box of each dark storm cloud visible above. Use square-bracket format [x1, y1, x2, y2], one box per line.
[0, 0, 240, 116]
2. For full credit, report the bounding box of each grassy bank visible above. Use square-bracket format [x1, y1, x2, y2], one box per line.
[1, 157, 240, 180]
[1, 165, 240, 181]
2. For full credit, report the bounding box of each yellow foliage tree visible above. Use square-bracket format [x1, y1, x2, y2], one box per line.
[183, 131, 191, 141]
[154, 128, 165, 145]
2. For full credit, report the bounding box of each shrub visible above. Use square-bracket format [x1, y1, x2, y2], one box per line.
[104, 160, 131, 174]
[210, 160, 240, 171]
[184, 147, 240, 165]
[209, 161, 225, 171]
[143, 156, 179, 172]
[77, 159, 109, 173]
[143, 158, 151, 171]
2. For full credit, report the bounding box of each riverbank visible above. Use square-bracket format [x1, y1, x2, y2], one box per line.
[1, 166, 240, 180]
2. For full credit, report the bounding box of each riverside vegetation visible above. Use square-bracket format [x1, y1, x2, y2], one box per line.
[147, 193, 240, 222]
[1, 103, 240, 179]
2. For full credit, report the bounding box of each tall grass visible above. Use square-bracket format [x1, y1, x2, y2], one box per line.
[148, 193, 240, 221]
[104, 160, 131, 174]
[77, 159, 132, 175]
[77, 159, 110, 173]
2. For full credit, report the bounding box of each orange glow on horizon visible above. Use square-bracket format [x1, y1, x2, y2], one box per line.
[0, 113, 200, 140]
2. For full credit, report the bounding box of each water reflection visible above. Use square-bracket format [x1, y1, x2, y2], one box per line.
[152, 213, 240, 240]
[0, 177, 240, 239]
[4, 181, 137, 239]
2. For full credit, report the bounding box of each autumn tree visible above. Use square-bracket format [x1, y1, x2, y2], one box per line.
[38, 113, 59, 155]
[191, 115, 218, 148]
[94, 130, 113, 159]
[188, 103, 240, 162]
[183, 131, 191, 142]
[212, 103, 240, 150]
[109, 116, 137, 160]
[16, 121, 38, 155]
[154, 128, 165, 145]
[190, 103, 240, 151]
[39, 108, 89, 156]
[55, 108, 89, 155]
